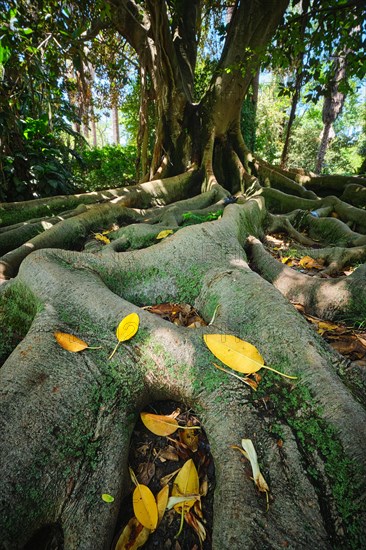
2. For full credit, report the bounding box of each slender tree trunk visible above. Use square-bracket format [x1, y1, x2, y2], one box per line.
[280, 0, 310, 169]
[315, 53, 348, 173]
[111, 102, 120, 145]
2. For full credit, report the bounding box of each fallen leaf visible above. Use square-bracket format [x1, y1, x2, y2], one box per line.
[109, 312, 140, 359]
[204, 334, 297, 379]
[136, 462, 156, 485]
[317, 320, 340, 335]
[133, 483, 158, 531]
[167, 494, 200, 510]
[156, 485, 169, 525]
[54, 332, 89, 352]
[101, 493, 115, 503]
[94, 233, 111, 244]
[140, 412, 179, 436]
[172, 458, 200, 515]
[213, 362, 258, 390]
[232, 439, 269, 502]
[281, 257, 294, 266]
[299, 256, 324, 270]
[184, 512, 206, 545]
[156, 229, 173, 240]
[159, 446, 180, 462]
[180, 429, 199, 452]
[160, 468, 181, 487]
[114, 517, 150, 550]
[199, 475, 208, 497]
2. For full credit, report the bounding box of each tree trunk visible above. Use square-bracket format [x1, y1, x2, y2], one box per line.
[112, 102, 120, 145]
[315, 53, 348, 174]
[280, 0, 310, 169]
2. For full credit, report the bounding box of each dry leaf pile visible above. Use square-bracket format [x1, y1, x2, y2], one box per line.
[143, 302, 207, 328]
[112, 403, 214, 550]
[265, 233, 354, 277]
[293, 303, 366, 365]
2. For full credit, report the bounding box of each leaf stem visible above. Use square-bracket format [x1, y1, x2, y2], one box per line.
[175, 507, 185, 538]
[262, 365, 297, 379]
[108, 341, 120, 360]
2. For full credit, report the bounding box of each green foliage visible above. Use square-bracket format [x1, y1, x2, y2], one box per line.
[0, 282, 41, 366]
[0, 1, 87, 201]
[181, 210, 223, 226]
[256, 77, 364, 174]
[73, 145, 137, 191]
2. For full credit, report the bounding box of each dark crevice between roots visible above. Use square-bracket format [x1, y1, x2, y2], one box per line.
[112, 400, 215, 550]
[23, 522, 64, 550]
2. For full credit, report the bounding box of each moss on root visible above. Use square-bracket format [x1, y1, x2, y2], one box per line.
[0, 282, 42, 366]
[254, 372, 365, 549]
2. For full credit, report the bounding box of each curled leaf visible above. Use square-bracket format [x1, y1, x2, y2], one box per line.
[185, 512, 206, 545]
[213, 362, 258, 390]
[109, 312, 139, 359]
[232, 439, 269, 508]
[114, 517, 150, 550]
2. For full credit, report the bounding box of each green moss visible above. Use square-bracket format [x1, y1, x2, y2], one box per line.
[255, 373, 365, 549]
[175, 265, 206, 304]
[181, 210, 223, 226]
[0, 281, 42, 365]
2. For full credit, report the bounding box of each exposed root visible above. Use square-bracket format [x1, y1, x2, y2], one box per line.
[246, 236, 366, 322]
[267, 212, 316, 246]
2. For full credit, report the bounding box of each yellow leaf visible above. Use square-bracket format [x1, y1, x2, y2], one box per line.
[281, 256, 294, 266]
[156, 229, 173, 240]
[140, 412, 179, 436]
[54, 331, 89, 352]
[101, 493, 114, 503]
[132, 484, 158, 531]
[180, 428, 199, 452]
[109, 312, 140, 359]
[204, 334, 264, 374]
[116, 312, 140, 342]
[94, 233, 111, 244]
[114, 517, 150, 550]
[299, 255, 324, 269]
[204, 335, 297, 380]
[156, 485, 169, 525]
[172, 458, 199, 514]
[317, 321, 339, 332]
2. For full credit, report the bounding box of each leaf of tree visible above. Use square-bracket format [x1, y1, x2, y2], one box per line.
[109, 312, 139, 359]
[54, 331, 89, 352]
[132, 484, 158, 531]
[140, 412, 179, 436]
[204, 334, 264, 374]
[114, 517, 150, 550]
[172, 458, 200, 514]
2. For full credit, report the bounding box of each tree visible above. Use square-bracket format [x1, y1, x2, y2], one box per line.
[1, 1, 366, 549]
